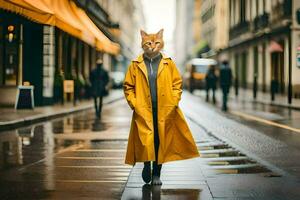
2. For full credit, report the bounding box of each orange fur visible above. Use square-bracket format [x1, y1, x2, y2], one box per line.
[141, 29, 164, 58]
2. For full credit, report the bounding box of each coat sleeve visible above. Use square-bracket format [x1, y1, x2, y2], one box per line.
[170, 59, 183, 107]
[123, 62, 137, 110]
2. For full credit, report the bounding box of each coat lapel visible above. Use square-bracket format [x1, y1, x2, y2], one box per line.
[137, 62, 149, 86]
[134, 54, 149, 86]
[133, 53, 171, 86]
[157, 53, 170, 78]
[157, 58, 168, 78]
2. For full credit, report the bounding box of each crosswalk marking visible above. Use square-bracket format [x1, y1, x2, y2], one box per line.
[56, 156, 124, 160]
[56, 180, 127, 183]
[73, 149, 126, 152]
[57, 165, 132, 169]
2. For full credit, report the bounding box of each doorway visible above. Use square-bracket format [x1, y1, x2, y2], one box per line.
[271, 49, 285, 94]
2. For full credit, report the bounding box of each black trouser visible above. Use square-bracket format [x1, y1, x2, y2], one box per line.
[206, 87, 216, 103]
[93, 96, 103, 117]
[221, 86, 229, 110]
[145, 101, 162, 176]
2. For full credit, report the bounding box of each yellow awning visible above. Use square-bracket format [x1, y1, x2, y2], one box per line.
[0, 0, 120, 55]
[0, 0, 55, 25]
[47, 0, 95, 47]
[69, 1, 120, 55]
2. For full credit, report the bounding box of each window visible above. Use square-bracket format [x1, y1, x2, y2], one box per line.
[194, 65, 208, 73]
[240, 0, 246, 22]
[0, 23, 19, 86]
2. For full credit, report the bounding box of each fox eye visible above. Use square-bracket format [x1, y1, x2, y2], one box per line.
[155, 42, 160, 45]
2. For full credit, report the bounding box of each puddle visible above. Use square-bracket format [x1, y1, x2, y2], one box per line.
[0, 110, 108, 170]
[51, 110, 109, 134]
[122, 184, 201, 200]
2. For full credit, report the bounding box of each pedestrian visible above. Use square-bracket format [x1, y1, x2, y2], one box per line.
[219, 60, 232, 111]
[89, 58, 109, 118]
[123, 29, 199, 185]
[205, 65, 218, 104]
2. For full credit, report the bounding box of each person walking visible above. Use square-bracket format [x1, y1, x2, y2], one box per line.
[123, 29, 199, 185]
[205, 65, 218, 104]
[219, 60, 232, 111]
[89, 59, 109, 118]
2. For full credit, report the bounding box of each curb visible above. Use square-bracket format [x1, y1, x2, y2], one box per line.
[199, 90, 300, 111]
[0, 96, 124, 132]
[229, 96, 300, 111]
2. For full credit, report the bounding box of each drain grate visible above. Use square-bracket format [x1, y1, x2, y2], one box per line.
[197, 139, 274, 174]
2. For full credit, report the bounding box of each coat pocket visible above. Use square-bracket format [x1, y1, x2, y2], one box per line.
[162, 105, 177, 120]
[134, 117, 151, 146]
[134, 106, 153, 146]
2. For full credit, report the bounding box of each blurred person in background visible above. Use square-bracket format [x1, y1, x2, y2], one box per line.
[219, 60, 232, 111]
[205, 65, 218, 104]
[89, 59, 109, 118]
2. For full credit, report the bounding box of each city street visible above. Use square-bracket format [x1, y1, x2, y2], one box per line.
[1, 89, 300, 199]
[2, 0, 300, 199]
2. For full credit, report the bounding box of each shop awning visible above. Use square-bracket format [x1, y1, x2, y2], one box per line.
[47, 0, 95, 47]
[69, 1, 120, 55]
[0, 0, 55, 24]
[0, 0, 120, 54]
[269, 41, 283, 53]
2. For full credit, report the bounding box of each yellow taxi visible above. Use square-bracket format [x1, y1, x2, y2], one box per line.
[183, 58, 217, 93]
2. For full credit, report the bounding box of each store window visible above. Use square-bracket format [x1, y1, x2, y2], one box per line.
[3, 24, 19, 86]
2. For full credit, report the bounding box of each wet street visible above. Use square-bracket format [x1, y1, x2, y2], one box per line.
[0, 99, 131, 199]
[1, 90, 300, 199]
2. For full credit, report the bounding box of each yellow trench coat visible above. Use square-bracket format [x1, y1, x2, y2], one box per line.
[123, 54, 199, 165]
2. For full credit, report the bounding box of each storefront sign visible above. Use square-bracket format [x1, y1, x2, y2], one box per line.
[63, 80, 74, 93]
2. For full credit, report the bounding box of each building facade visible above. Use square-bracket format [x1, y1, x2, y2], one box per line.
[0, 0, 144, 107]
[174, 0, 194, 72]
[179, 0, 229, 61]
[200, 0, 229, 56]
[226, 0, 300, 102]
[95, 0, 145, 71]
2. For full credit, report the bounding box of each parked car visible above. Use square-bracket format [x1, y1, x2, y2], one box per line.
[183, 58, 217, 93]
[110, 71, 125, 88]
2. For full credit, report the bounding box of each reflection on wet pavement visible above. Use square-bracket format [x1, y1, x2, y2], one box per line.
[229, 97, 300, 128]
[92, 119, 107, 131]
[0, 99, 131, 170]
[141, 184, 200, 200]
[0, 100, 132, 199]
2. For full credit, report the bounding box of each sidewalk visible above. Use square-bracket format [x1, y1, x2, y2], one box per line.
[121, 116, 214, 200]
[194, 88, 300, 110]
[0, 89, 124, 131]
[233, 88, 300, 110]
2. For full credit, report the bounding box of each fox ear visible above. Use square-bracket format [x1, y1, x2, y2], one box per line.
[140, 30, 148, 37]
[156, 29, 164, 38]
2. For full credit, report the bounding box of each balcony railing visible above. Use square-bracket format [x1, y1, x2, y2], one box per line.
[229, 21, 250, 40]
[253, 12, 269, 31]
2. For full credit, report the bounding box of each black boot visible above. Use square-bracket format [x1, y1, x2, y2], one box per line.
[152, 161, 162, 185]
[142, 161, 151, 184]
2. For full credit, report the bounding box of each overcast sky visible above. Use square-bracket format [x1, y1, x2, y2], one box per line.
[141, 0, 176, 56]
